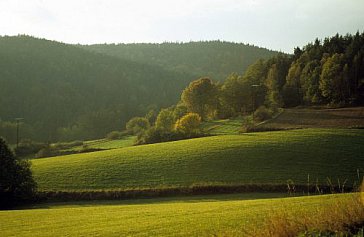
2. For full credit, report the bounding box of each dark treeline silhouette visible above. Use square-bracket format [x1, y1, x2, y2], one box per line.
[0, 36, 276, 143]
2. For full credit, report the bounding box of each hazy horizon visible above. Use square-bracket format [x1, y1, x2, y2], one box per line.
[1, 0, 364, 53]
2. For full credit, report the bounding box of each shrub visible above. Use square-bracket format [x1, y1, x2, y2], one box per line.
[14, 139, 46, 158]
[126, 117, 150, 135]
[106, 131, 122, 140]
[253, 105, 273, 122]
[52, 140, 83, 150]
[155, 108, 175, 131]
[174, 113, 202, 135]
[35, 145, 54, 158]
[0, 137, 37, 208]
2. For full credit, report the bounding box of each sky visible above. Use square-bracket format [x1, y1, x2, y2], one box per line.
[0, 0, 363, 53]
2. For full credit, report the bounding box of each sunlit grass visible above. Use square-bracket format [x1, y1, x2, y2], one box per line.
[32, 129, 364, 191]
[0, 193, 356, 237]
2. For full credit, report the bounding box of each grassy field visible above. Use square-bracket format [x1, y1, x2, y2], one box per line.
[0, 193, 358, 237]
[32, 128, 364, 191]
[61, 136, 136, 152]
[260, 107, 364, 129]
[202, 118, 243, 135]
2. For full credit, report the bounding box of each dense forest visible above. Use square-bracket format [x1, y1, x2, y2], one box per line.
[130, 32, 364, 144]
[0, 36, 276, 143]
[216, 32, 364, 114]
[82, 41, 278, 81]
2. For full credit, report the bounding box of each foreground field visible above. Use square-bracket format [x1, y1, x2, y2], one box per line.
[0, 193, 358, 237]
[32, 129, 364, 191]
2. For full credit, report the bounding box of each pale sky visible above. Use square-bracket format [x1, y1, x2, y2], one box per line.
[0, 0, 363, 53]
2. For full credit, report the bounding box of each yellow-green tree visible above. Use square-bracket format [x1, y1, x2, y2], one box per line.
[181, 78, 218, 120]
[319, 53, 348, 104]
[155, 108, 175, 132]
[174, 113, 201, 135]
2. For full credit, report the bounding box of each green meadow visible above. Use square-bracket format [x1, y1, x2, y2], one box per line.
[0, 193, 356, 237]
[62, 135, 136, 152]
[32, 128, 364, 191]
[201, 118, 243, 135]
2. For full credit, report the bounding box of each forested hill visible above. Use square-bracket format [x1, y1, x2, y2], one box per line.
[81, 41, 278, 80]
[0, 36, 279, 142]
[0, 35, 195, 142]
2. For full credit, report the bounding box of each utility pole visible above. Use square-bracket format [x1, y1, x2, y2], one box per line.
[15, 118, 24, 148]
[251, 84, 260, 122]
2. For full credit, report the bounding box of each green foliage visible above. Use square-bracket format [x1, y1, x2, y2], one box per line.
[0, 137, 37, 208]
[319, 53, 349, 104]
[181, 78, 219, 120]
[137, 106, 200, 144]
[155, 108, 175, 132]
[213, 32, 364, 114]
[31, 129, 363, 191]
[105, 131, 123, 140]
[265, 64, 283, 108]
[174, 113, 202, 135]
[253, 105, 273, 122]
[14, 139, 46, 158]
[126, 117, 150, 135]
[172, 104, 188, 121]
[83, 41, 278, 81]
[145, 108, 158, 125]
[35, 145, 54, 158]
[0, 36, 194, 142]
[219, 73, 250, 117]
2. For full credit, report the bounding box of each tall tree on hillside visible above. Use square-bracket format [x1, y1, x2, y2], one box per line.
[242, 59, 268, 110]
[282, 61, 302, 107]
[300, 60, 322, 104]
[219, 73, 250, 117]
[181, 78, 218, 120]
[319, 53, 349, 104]
[265, 64, 283, 109]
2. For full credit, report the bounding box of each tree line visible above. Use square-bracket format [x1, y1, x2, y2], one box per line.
[0, 36, 276, 144]
[128, 32, 364, 144]
[82, 40, 278, 83]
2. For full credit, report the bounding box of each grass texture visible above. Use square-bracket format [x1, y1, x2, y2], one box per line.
[32, 129, 364, 191]
[0, 193, 359, 237]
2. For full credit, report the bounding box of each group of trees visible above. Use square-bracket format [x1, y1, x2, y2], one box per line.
[1, 33, 363, 144]
[126, 105, 202, 144]
[83, 40, 277, 82]
[0, 36, 194, 143]
[187, 33, 364, 119]
[284, 32, 364, 106]
[219, 32, 364, 117]
[126, 32, 364, 143]
[0, 36, 276, 144]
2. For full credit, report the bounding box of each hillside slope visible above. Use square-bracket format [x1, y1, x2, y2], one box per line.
[32, 129, 364, 191]
[0, 36, 194, 141]
[82, 41, 279, 80]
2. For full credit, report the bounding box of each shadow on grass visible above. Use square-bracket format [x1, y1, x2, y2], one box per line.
[22, 192, 290, 210]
